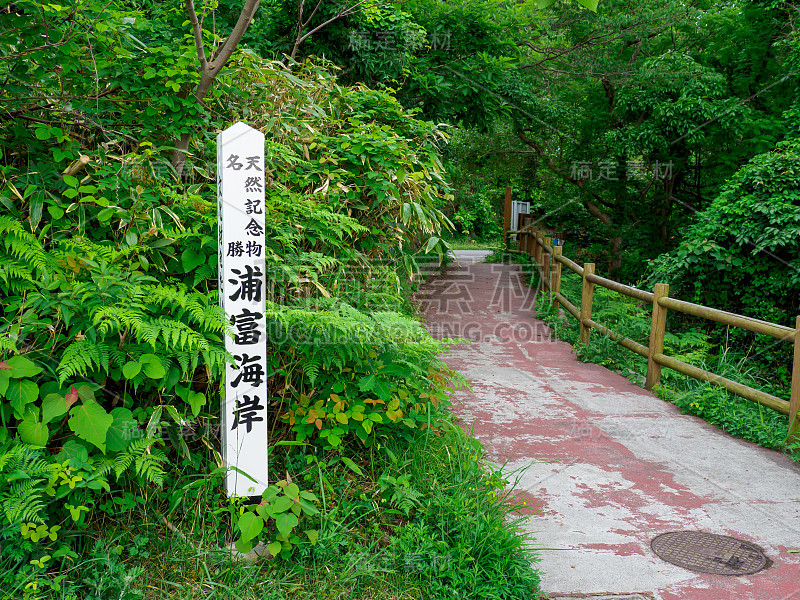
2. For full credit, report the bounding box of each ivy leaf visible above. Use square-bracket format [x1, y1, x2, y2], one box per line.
[275, 512, 298, 539]
[266, 541, 282, 556]
[69, 401, 113, 453]
[106, 407, 137, 452]
[18, 419, 49, 447]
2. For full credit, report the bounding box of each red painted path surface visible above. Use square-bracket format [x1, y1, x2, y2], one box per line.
[420, 255, 800, 600]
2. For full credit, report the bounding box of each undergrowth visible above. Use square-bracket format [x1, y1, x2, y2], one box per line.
[43, 422, 542, 600]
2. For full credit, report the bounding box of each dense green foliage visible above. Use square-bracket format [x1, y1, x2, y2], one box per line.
[647, 140, 800, 325]
[0, 1, 549, 598]
[5, 0, 800, 595]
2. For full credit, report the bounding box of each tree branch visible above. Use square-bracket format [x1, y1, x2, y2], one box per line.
[185, 0, 209, 71]
[171, 0, 261, 176]
[290, 0, 373, 59]
[517, 129, 613, 226]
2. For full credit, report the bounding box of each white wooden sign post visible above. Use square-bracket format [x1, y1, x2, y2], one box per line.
[217, 122, 269, 496]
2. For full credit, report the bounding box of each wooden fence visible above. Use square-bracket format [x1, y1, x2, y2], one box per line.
[503, 222, 800, 440]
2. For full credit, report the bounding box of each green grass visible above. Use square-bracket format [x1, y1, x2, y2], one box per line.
[445, 236, 501, 251]
[31, 418, 542, 600]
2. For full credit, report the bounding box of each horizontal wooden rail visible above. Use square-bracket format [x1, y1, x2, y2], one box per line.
[554, 292, 580, 320]
[658, 297, 795, 341]
[653, 353, 790, 415]
[536, 236, 553, 254]
[554, 254, 584, 276]
[505, 201, 800, 440]
[584, 318, 649, 358]
[586, 273, 654, 303]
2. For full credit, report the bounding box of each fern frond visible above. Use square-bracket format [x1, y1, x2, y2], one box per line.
[57, 340, 113, 382]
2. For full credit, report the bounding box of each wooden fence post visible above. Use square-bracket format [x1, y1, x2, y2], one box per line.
[542, 237, 551, 293]
[646, 283, 670, 390]
[552, 245, 562, 297]
[789, 316, 800, 441]
[533, 229, 542, 267]
[579, 263, 595, 345]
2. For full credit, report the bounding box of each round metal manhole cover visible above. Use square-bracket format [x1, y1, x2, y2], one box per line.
[651, 531, 769, 575]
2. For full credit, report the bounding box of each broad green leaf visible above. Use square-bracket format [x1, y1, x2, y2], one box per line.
[266, 541, 282, 556]
[305, 529, 319, 545]
[0, 370, 9, 396]
[573, 0, 598, 10]
[234, 537, 253, 554]
[19, 419, 49, 447]
[275, 512, 298, 539]
[283, 483, 299, 499]
[262, 487, 280, 503]
[140, 354, 166, 379]
[186, 391, 206, 418]
[106, 407, 137, 452]
[358, 374, 376, 392]
[7, 380, 38, 415]
[35, 127, 52, 140]
[5, 355, 42, 378]
[74, 384, 95, 403]
[57, 440, 90, 470]
[42, 393, 68, 424]
[299, 499, 319, 516]
[122, 361, 141, 379]
[69, 401, 113, 453]
[237, 512, 263, 542]
[271, 496, 294, 513]
[181, 248, 205, 272]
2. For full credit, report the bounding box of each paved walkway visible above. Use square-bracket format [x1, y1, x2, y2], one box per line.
[421, 251, 800, 600]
